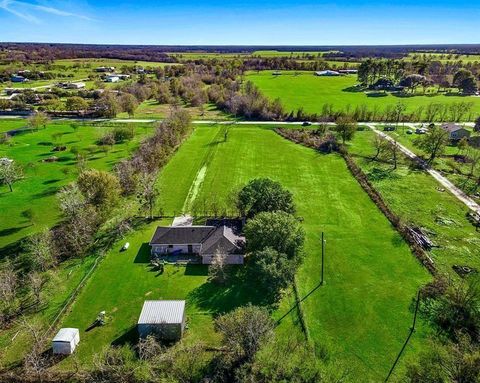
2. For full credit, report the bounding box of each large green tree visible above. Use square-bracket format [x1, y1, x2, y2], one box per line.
[244, 211, 305, 260]
[237, 178, 295, 218]
[414, 125, 449, 164]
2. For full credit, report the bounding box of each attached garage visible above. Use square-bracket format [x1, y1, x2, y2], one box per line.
[137, 300, 186, 341]
[52, 328, 80, 355]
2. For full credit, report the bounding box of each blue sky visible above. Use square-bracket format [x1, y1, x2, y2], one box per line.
[0, 0, 478, 45]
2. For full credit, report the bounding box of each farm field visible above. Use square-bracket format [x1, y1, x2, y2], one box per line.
[55, 124, 432, 380]
[348, 129, 480, 275]
[116, 100, 230, 120]
[406, 52, 480, 63]
[247, 71, 480, 119]
[382, 126, 480, 194]
[0, 119, 155, 250]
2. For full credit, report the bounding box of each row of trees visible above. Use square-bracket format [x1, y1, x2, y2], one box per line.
[359, 58, 479, 94]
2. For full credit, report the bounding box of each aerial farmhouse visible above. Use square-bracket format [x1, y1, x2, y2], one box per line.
[149, 219, 245, 264]
[441, 123, 471, 140]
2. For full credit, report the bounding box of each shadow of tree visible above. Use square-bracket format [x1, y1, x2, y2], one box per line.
[134, 243, 151, 263]
[188, 269, 273, 316]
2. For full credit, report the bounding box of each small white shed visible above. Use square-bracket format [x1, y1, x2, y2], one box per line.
[137, 300, 186, 341]
[52, 328, 80, 355]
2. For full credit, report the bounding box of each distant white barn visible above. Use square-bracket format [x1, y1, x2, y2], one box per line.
[315, 70, 341, 76]
[137, 300, 186, 341]
[52, 328, 80, 355]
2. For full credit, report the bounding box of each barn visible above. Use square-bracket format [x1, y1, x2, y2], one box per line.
[52, 328, 80, 355]
[137, 300, 186, 341]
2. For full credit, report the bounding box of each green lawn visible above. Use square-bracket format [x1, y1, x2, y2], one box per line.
[247, 71, 480, 119]
[55, 124, 432, 380]
[348, 129, 480, 275]
[0, 120, 155, 250]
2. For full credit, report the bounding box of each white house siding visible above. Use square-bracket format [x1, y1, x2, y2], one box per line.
[202, 254, 244, 265]
[151, 244, 202, 255]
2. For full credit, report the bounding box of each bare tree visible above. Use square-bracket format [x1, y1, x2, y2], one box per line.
[208, 249, 229, 285]
[371, 134, 389, 162]
[0, 160, 22, 192]
[28, 272, 46, 304]
[136, 172, 159, 219]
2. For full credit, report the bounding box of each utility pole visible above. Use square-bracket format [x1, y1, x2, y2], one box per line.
[321, 232, 325, 285]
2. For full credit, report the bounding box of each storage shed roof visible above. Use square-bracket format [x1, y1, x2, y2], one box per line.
[138, 300, 185, 325]
[53, 328, 79, 343]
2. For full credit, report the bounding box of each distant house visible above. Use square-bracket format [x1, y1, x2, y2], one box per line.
[149, 220, 245, 265]
[65, 82, 86, 89]
[11, 75, 28, 83]
[95, 66, 115, 73]
[137, 300, 186, 340]
[105, 75, 120, 83]
[441, 123, 471, 140]
[315, 70, 341, 76]
[338, 69, 358, 74]
[52, 328, 80, 355]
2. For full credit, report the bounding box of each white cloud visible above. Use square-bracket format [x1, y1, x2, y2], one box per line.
[0, 0, 93, 23]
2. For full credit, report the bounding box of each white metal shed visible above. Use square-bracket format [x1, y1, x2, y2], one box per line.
[137, 300, 186, 340]
[52, 328, 80, 355]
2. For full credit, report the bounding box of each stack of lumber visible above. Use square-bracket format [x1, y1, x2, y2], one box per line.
[407, 227, 435, 250]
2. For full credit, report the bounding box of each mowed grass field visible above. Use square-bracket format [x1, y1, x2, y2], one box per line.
[57, 124, 431, 380]
[0, 120, 155, 250]
[247, 71, 480, 118]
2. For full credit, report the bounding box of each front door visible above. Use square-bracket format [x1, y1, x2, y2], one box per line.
[188, 245, 193, 253]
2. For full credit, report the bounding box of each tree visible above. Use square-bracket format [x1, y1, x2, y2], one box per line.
[28, 272, 46, 304]
[208, 249, 230, 285]
[136, 172, 158, 219]
[77, 169, 121, 214]
[249, 247, 295, 302]
[474, 116, 480, 133]
[0, 261, 19, 325]
[399, 74, 427, 93]
[237, 178, 295, 218]
[414, 125, 449, 164]
[95, 92, 120, 118]
[27, 111, 50, 130]
[458, 137, 469, 154]
[65, 96, 88, 112]
[0, 160, 22, 192]
[467, 148, 480, 176]
[334, 116, 357, 144]
[244, 211, 305, 261]
[119, 93, 139, 117]
[215, 305, 274, 362]
[22, 228, 56, 272]
[57, 183, 86, 218]
[393, 102, 407, 127]
[453, 69, 477, 94]
[406, 337, 480, 383]
[371, 134, 389, 162]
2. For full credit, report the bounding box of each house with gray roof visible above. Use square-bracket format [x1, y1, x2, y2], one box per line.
[149, 220, 245, 264]
[441, 123, 471, 140]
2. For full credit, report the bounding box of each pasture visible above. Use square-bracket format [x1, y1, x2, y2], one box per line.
[55, 124, 431, 380]
[348, 129, 480, 275]
[247, 71, 480, 119]
[383, 126, 480, 194]
[0, 119, 155, 250]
